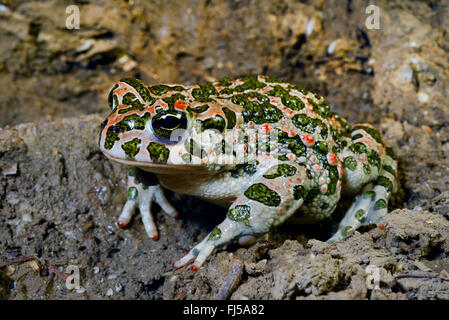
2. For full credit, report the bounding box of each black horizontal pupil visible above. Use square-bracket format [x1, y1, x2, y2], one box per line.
[151, 110, 187, 140]
[159, 114, 181, 130]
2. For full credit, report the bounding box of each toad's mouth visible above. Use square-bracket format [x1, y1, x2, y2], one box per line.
[103, 152, 209, 175]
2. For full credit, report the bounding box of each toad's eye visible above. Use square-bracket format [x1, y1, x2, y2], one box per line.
[151, 110, 187, 141]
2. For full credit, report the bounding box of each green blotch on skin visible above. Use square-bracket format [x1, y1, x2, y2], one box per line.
[374, 199, 387, 210]
[120, 113, 151, 130]
[263, 164, 297, 179]
[293, 185, 306, 200]
[292, 114, 328, 138]
[120, 78, 155, 104]
[147, 142, 170, 164]
[363, 163, 371, 175]
[104, 127, 120, 150]
[192, 82, 217, 102]
[314, 141, 328, 154]
[383, 165, 396, 177]
[217, 77, 232, 86]
[222, 107, 237, 129]
[326, 166, 339, 195]
[306, 169, 313, 179]
[119, 92, 145, 114]
[320, 125, 329, 139]
[187, 104, 209, 113]
[312, 143, 340, 196]
[363, 191, 376, 200]
[149, 84, 185, 96]
[367, 150, 381, 170]
[162, 93, 187, 108]
[304, 186, 320, 204]
[386, 146, 397, 160]
[355, 209, 366, 222]
[201, 115, 226, 133]
[277, 130, 307, 157]
[349, 142, 367, 154]
[343, 156, 357, 171]
[264, 76, 286, 83]
[229, 92, 283, 124]
[292, 113, 309, 127]
[267, 85, 305, 111]
[352, 125, 384, 145]
[227, 205, 251, 222]
[180, 153, 193, 163]
[127, 166, 134, 176]
[192, 248, 200, 257]
[376, 176, 393, 192]
[244, 183, 281, 207]
[242, 163, 258, 175]
[308, 98, 331, 118]
[219, 76, 266, 95]
[228, 162, 258, 178]
[352, 133, 363, 140]
[149, 85, 168, 95]
[127, 187, 138, 200]
[208, 228, 222, 241]
[121, 138, 141, 158]
[341, 226, 352, 237]
[331, 127, 349, 153]
[104, 113, 151, 150]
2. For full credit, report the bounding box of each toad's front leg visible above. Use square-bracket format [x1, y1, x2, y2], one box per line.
[117, 167, 178, 240]
[173, 163, 311, 271]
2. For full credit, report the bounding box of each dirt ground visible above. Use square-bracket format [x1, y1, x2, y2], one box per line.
[0, 0, 448, 300]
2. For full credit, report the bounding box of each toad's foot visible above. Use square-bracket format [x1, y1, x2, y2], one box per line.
[172, 218, 250, 271]
[117, 170, 178, 240]
[327, 160, 397, 244]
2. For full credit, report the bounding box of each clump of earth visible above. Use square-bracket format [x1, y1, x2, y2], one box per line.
[0, 0, 448, 299]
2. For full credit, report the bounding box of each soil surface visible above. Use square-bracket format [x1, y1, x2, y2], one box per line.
[0, 0, 448, 300]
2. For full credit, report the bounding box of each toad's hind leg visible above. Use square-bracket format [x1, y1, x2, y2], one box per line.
[327, 124, 398, 243]
[173, 162, 311, 271]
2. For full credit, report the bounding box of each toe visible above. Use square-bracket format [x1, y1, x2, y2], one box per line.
[116, 220, 127, 228]
[173, 241, 206, 269]
[154, 187, 179, 218]
[139, 201, 159, 240]
[173, 241, 215, 271]
[117, 200, 137, 228]
[191, 243, 215, 269]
